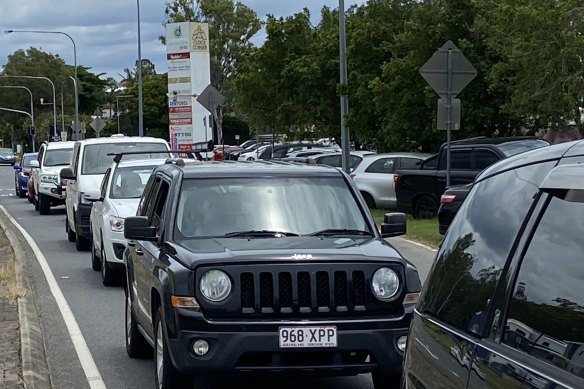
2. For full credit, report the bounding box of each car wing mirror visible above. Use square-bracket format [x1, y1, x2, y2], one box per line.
[83, 190, 102, 203]
[29, 160, 39, 169]
[13, 163, 21, 170]
[60, 167, 76, 180]
[124, 216, 157, 241]
[381, 212, 407, 238]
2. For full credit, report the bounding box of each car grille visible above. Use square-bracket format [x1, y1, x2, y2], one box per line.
[196, 263, 405, 319]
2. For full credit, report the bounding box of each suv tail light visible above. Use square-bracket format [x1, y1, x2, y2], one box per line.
[23, 171, 30, 177]
[441, 194, 456, 204]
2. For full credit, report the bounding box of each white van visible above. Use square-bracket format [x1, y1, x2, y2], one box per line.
[60, 135, 170, 251]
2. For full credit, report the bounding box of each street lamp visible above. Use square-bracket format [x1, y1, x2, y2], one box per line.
[116, 95, 133, 134]
[4, 29, 79, 139]
[0, 85, 34, 127]
[0, 107, 35, 152]
[338, 0, 350, 173]
[1, 75, 57, 137]
[68, 76, 80, 139]
[136, 0, 144, 136]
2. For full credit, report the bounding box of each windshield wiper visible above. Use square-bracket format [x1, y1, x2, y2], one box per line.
[223, 230, 300, 238]
[306, 229, 373, 237]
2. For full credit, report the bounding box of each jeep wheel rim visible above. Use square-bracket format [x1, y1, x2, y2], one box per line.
[125, 295, 132, 345]
[156, 322, 164, 389]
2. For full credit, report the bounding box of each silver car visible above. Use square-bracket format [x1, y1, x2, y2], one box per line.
[351, 152, 432, 208]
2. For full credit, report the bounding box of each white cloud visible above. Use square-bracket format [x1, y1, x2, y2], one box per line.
[0, 0, 364, 79]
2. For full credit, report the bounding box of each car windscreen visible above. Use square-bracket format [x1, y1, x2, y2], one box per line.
[110, 166, 155, 199]
[22, 155, 37, 167]
[0, 148, 14, 157]
[498, 139, 550, 157]
[81, 142, 169, 175]
[175, 176, 370, 239]
[44, 149, 73, 167]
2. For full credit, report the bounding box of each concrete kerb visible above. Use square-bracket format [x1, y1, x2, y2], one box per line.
[0, 211, 51, 389]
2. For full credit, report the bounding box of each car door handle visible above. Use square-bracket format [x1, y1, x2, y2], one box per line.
[135, 248, 144, 256]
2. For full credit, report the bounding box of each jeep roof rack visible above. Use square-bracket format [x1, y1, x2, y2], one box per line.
[164, 158, 186, 167]
[107, 150, 197, 164]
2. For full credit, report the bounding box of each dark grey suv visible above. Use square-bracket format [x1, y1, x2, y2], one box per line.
[403, 140, 584, 388]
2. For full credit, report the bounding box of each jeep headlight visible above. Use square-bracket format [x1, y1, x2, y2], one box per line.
[200, 270, 232, 302]
[109, 216, 124, 232]
[40, 174, 58, 184]
[371, 267, 400, 301]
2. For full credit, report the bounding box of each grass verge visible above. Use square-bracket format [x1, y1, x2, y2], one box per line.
[369, 208, 443, 249]
[0, 256, 24, 301]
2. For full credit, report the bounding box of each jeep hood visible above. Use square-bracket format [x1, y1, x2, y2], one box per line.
[110, 199, 140, 218]
[171, 237, 405, 269]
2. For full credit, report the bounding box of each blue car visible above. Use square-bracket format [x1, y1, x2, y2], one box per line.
[13, 153, 38, 198]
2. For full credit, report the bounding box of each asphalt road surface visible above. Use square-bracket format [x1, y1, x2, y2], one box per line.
[0, 164, 436, 389]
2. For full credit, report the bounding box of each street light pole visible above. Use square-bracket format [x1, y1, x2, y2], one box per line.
[0, 85, 34, 127]
[116, 95, 133, 134]
[0, 107, 35, 151]
[68, 76, 79, 139]
[137, 0, 144, 137]
[338, 0, 350, 174]
[4, 29, 79, 139]
[1, 75, 56, 137]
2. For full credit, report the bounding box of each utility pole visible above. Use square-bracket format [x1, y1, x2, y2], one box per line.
[338, 0, 350, 174]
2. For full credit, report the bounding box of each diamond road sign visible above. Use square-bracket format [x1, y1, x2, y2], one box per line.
[419, 41, 477, 99]
[196, 84, 225, 112]
[90, 117, 106, 133]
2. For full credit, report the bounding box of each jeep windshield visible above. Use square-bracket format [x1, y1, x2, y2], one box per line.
[175, 177, 371, 239]
[81, 142, 169, 175]
[44, 149, 73, 166]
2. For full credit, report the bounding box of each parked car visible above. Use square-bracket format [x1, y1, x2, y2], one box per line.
[31, 141, 75, 214]
[437, 184, 472, 234]
[60, 135, 170, 251]
[13, 152, 38, 198]
[351, 153, 432, 209]
[0, 147, 16, 165]
[403, 139, 584, 388]
[258, 143, 323, 160]
[238, 144, 271, 161]
[310, 150, 376, 170]
[87, 157, 165, 286]
[395, 136, 550, 218]
[123, 159, 421, 389]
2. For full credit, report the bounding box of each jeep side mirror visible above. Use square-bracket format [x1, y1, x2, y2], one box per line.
[124, 216, 157, 241]
[60, 167, 76, 181]
[30, 160, 39, 169]
[381, 212, 407, 238]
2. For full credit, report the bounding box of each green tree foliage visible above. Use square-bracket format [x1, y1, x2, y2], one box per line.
[162, 0, 261, 94]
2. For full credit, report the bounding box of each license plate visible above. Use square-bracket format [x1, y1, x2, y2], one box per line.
[279, 326, 337, 348]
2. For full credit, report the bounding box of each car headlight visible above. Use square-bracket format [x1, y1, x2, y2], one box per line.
[199, 270, 232, 302]
[109, 216, 124, 232]
[40, 174, 58, 184]
[371, 267, 400, 301]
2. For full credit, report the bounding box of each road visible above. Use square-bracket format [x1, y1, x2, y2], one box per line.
[0, 165, 436, 389]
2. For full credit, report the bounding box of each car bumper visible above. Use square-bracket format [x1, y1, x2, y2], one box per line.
[39, 183, 66, 200]
[102, 230, 126, 264]
[76, 203, 93, 238]
[167, 311, 409, 377]
[0, 159, 15, 164]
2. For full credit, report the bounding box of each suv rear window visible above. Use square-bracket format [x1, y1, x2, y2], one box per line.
[82, 142, 168, 175]
[503, 191, 584, 378]
[497, 139, 549, 157]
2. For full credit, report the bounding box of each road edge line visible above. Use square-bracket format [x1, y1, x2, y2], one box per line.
[0, 205, 107, 389]
[397, 237, 438, 252]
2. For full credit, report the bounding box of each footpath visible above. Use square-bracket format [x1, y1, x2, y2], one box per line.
[0, 219, 51, 389]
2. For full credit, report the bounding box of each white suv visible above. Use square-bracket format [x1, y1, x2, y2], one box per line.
[30, 141, 75, 215]
[60, 135, 170, 251]
[87, 158, 166, 286]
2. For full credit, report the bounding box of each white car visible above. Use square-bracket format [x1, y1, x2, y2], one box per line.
[87, 158, 165, 286]
[239, 144, 271, 161]
[60, 134, 170, 251]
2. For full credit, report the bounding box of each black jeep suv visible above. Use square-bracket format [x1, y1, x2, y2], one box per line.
[403, 140, 584, 388]
[123, 159, 422, 388]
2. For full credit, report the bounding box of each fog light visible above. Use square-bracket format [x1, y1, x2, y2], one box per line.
[397, 336, 407, 352]
[193, 340, 209, 356]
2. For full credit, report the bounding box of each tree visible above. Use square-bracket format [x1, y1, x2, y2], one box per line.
[161, 0, 261, 94]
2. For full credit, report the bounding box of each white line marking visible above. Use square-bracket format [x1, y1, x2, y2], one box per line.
[0, 205, 107, 389]
[397, 237, 438, 252]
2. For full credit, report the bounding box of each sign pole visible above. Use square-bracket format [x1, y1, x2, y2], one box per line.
[446, 48, 452, 188]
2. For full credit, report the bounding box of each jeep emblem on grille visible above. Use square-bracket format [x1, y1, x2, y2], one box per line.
[291, 254, 313, 260]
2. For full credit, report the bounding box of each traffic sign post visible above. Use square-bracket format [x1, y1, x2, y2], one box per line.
[420, 40, 477, 187]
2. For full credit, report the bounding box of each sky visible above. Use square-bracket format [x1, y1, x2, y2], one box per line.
[0, 0, 365, 81]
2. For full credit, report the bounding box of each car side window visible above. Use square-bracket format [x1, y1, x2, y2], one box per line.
[100, 168, 111, 199]
[37, 145, 45, 164]
[72, 146, 81, 175]
[440, 149, 472, 170]
[142, 178, 161, 218]
[503, 192, 584, 379]
[320, 155, 341, 167]
[149, 181, 170, 236]
[400, 157, 422, 169]
[417, 161, 557, 336]
[474, 149, 500, 170]
[365, 158, 395, 174]
[421, 155, 438, 170]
